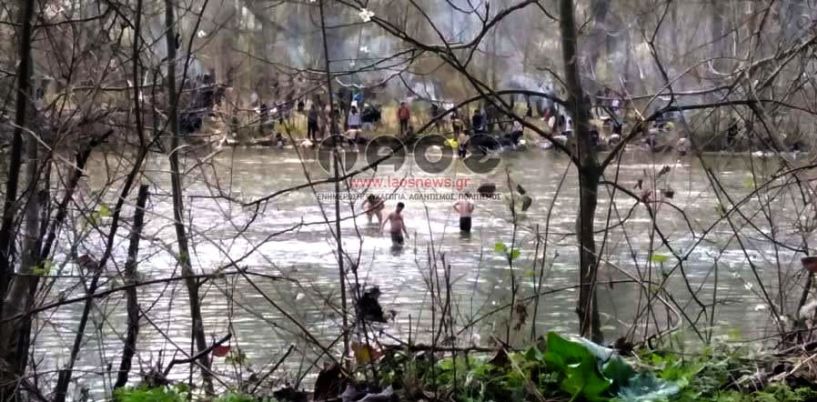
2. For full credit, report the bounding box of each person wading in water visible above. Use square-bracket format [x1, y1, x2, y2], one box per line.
[453, 193, 475, 233]
[362, 194, 385, 225]
[381, 202, 409, 247]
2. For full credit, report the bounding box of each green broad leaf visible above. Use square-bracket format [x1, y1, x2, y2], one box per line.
[544, 332, 612, 401]
[494, 242, 507, 253]
[544, 332, 591, 371]
[650, 253, 669, 264]
[562, 363, 612, 401]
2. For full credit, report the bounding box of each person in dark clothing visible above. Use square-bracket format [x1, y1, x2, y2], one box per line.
[471, 110, 485, 134]
[430, 103, 442, 132]
[590, 129, 600, 146]
[259, 103, 269, 135]
[307, 104, 320, 141]
[726, 119, 738, 147]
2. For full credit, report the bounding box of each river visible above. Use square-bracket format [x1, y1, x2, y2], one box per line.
[33, 146, 808, 397]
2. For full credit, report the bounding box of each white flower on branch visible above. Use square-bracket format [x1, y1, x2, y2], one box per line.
[358, 8, 374, 22]
[197, 30, 207, 38]
[360, 45, 369, 54]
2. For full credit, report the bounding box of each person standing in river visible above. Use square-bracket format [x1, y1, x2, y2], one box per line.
[381, 202, 409, 246]
[362, 194, 385, 225]
[453, 193, 475, 233]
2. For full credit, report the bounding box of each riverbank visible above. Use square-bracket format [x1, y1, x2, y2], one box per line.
[114, 332, 817, 401]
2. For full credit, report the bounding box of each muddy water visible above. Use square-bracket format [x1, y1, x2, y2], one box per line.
[36, 147, 808, 397]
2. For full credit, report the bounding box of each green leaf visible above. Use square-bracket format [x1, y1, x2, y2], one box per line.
[215, 393, 257, 402]
[114, 386, 183, 402]
[544, 332, 612, 401]
[510, 249, 521, 261]
[32, 260, 54, 276]
[494, 242, 507, 253]
[524, 345, 545, 363]
[98, 202, 112, 218]
[650, 253, 669, 264]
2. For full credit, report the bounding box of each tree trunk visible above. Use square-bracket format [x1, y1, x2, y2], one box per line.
[115, 185, 149, 389]
[319, 0, 350, 361]
[559, 0, 603, 342]
[0, 0, 37, 397]
[164, 0, 214, 393]
[0, 0, 36, 317]
[115, 0, 147, 388]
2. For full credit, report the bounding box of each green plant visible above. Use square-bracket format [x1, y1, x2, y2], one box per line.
[376, 333, 814, 402]
[113, 386, 184, 402]
[216, 392, 271, 402]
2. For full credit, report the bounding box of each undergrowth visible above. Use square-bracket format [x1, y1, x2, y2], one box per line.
[114, 332, 817, 401]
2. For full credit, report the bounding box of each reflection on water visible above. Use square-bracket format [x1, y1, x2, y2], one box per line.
[37, 147, 809, 396]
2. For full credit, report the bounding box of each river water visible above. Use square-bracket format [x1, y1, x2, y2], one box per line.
[34, 146, 811, 397]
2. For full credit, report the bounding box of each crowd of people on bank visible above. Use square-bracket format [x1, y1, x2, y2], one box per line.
[185, 71, 696, 155]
